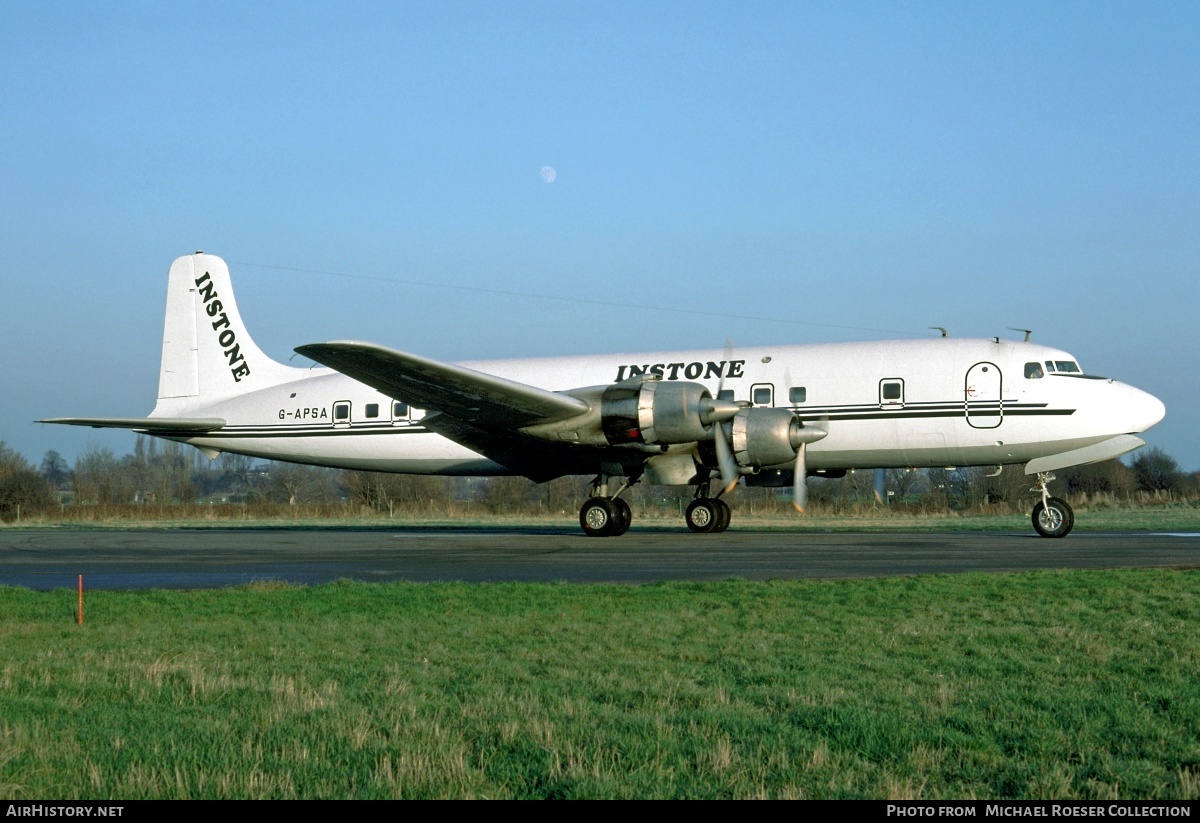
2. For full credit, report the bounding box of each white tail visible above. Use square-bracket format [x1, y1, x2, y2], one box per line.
[157, 253, 304, 401]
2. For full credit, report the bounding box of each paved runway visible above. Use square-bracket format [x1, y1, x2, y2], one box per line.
[1, 527, 1198, 589]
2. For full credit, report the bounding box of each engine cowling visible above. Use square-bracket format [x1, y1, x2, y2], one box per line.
[520, 377, 742, 448]
[704, 407, 828, 471]
[601, 380, 714, 445]
[732, 408, 802, 468]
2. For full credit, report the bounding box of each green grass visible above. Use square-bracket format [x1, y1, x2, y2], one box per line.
[3, 571, 1200, 798]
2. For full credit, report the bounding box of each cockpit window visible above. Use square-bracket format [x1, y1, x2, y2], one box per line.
[1024, 362, 1044, 379]
[1045, 360, 1081, 374]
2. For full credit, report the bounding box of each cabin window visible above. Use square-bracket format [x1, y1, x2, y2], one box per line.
[365, 403, 379, 418]
[1024, 362, 1044, 379]
[717, 389, 735, 402]
[393, 402, 409, 419]
[334, 402, 350, 421]
[752, 385, 773, 406]
[789, 387, 807, 404]
[880, 379, 904, 406]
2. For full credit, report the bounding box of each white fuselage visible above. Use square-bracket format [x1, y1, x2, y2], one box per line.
[153, 337, 1165, 479]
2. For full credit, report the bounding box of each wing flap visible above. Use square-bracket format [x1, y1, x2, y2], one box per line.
[295, 341, 588, 428]
[419, 414, 594, 482]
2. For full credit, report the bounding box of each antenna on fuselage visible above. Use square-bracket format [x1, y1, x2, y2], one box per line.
[930, 327, 948, 337]
[1008, 327, 1033, 342]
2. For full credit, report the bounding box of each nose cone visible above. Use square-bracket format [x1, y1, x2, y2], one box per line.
[1125, 384, 1166, 433]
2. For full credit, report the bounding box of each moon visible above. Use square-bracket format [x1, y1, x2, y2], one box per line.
[539, 165, 556, 184]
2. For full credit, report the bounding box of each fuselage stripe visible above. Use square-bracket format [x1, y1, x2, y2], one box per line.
[171, 403, 1076, 439]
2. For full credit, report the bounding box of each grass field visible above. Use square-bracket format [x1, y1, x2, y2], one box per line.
[2, 570, 1199, 799]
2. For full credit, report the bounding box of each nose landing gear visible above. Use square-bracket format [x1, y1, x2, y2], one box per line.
[1031, 472, 1074, 538]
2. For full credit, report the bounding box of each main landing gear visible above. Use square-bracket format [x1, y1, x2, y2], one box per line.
[577, 475, 733, 536]
[685, 484, 731, 533]
[579, 475, 633, 537]
[579, 495, 632, 537]
[1031, 471, 1074, 538]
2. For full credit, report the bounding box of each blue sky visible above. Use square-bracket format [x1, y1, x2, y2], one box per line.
[3, 1, 1197, 470]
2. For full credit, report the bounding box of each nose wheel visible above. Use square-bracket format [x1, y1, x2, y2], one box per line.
[1032, 496, 1074, 538]
[1030, 472, 1074, 538]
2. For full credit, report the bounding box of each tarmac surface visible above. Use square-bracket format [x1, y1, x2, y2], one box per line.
[1, 527, 1198, 589]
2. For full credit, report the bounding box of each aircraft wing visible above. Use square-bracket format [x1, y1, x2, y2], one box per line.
[294, 341, 589, 428]
[39, 417, 227, 434]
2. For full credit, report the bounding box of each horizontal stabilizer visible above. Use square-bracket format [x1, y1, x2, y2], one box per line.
[295, 341, 588, 428]
[1024, 434, 1145, 475]
[39, 417, 226, 434]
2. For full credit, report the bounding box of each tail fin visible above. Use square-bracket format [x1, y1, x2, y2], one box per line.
[157, 253, 304, 401]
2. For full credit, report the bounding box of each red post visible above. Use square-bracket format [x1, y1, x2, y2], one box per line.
[77, 575, 83, 626]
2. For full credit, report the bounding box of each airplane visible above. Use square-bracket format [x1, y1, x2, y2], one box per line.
[43, 252, 1165, 538]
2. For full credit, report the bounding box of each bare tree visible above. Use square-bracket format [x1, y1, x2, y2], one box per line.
[144, 440, 196, 503]
[264, 462, 340, 506]
[884, 468, 924, 504]
[217, 452, 259, 502]
[482, 476, 535, 514]
[0, 440, 53, 520]
[1131, 447, 1181, 493]
[73, 445, 132, 504]
[1060, 459, 1135, 497]
[39, 450, 70, 490]
[541, 476, 580, 515]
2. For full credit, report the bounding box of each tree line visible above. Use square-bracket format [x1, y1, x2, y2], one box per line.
[1, 434, 1197, 522]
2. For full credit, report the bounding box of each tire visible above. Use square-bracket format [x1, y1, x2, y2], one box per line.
[712, 498, 731, 533]
[611, 498, 632, 536]
[685, 499, 719, 533]
[1032, 497, 1074, 538]
[580, 497, 618, 537]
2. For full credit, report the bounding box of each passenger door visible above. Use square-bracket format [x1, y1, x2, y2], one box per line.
[965, 362, 1002, 429]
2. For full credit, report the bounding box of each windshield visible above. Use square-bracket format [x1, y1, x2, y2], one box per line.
[1045, 360, 1081, 374]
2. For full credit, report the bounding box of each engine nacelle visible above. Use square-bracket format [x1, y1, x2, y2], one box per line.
[520, 377, 741, 448]
[601, 380, 714, 445]
[731, 408, 801, 468]
[726, 408, 828, 470]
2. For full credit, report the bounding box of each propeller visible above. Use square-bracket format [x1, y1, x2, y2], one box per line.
[710, 338, 745, 494]
[702, 359, 832, 511]
[793, 443, 808, 513]
[788, 417, 827, 513]
[783, 366, 828, 513]
[712, 419, 740, 494]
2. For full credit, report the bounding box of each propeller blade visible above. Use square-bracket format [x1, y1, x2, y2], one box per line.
[793, 442, 807, 513]
[710, 338, 741, 495]
[712, 421, 740, 493]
